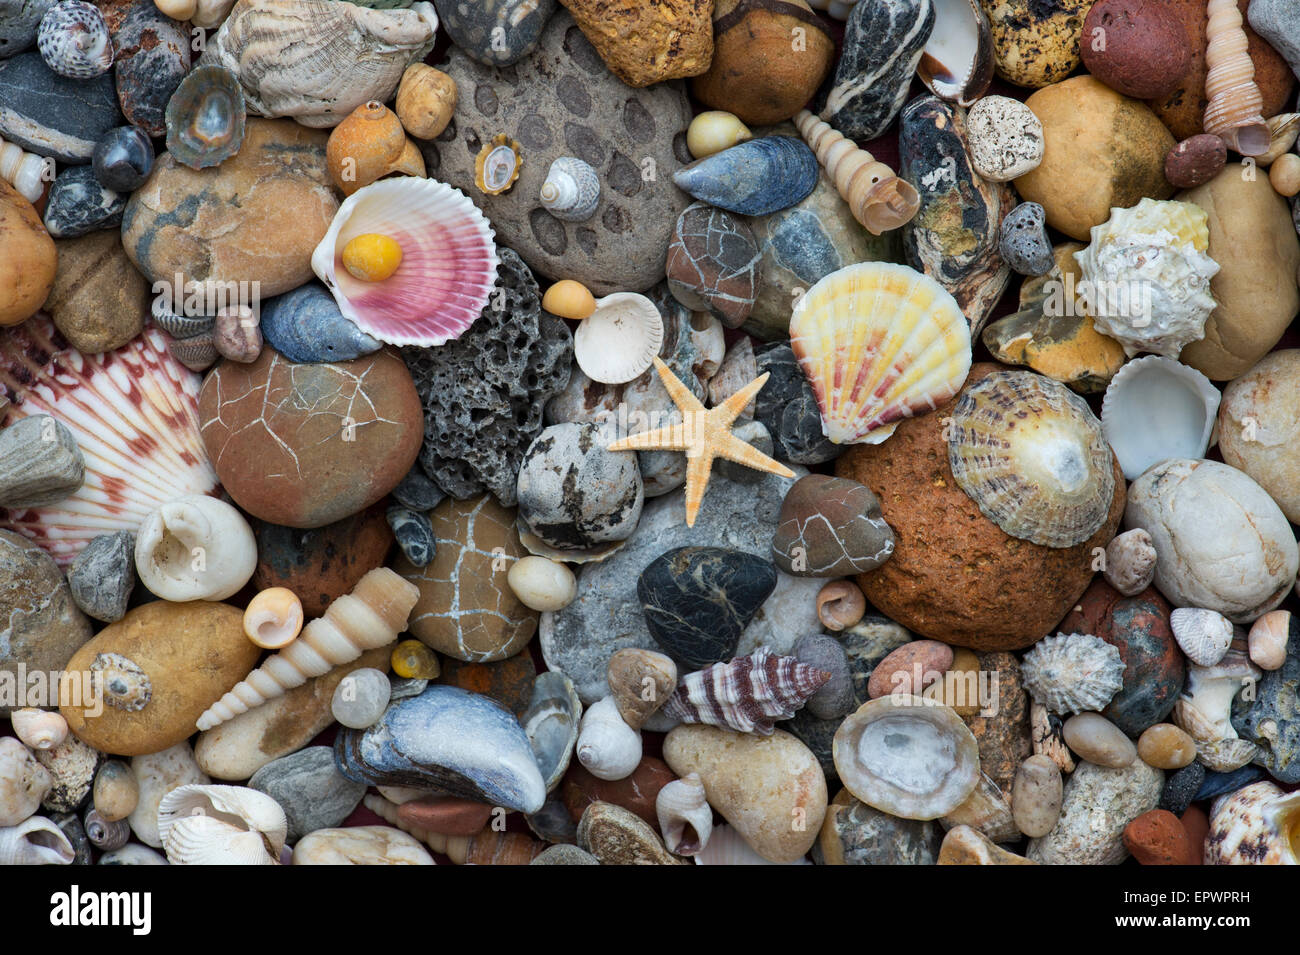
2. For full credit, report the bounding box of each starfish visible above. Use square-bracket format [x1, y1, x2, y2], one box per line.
[607, 357, 794, 527]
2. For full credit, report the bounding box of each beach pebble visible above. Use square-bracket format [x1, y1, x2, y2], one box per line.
[999, 201, 1053, 276]
[330, 668, 391, 729]
[561, 0, 711, 87]
[963, 651, 1033, 795]
[1027, 759, 1163, 864]
[531, 844, 600, 865]
[1164, 135, 1226, 190]
[396, 795, 494, 836]
[1079, 0, 1191, 100]
[0, 178, 55, 326]
[42, 164, 125, 238]
[1159, 761, 1205, 814]
[0, 0, 52, 58]
[91, 760, 137, 823]
[386, 506, 435, 568]
[292, 826, 434, 865]
[664, 725, 826, 863]
[1248, 0, 1300, 82]
[127, 742, 208, 848]
[0, 415, 83, 509]
[1218, 351, 1300, 523]
[793, 634, 854, 721]
[665, 202, 760, 328]
[249, 746, 367, 843]
[866, 640, 952, 700]
[563, 757, 676, 828]
[110, 0, 190, 137]
[66, 531, 134, 624]
[816, 789, 941, 865]
[1248, 611, 1290, 671]
[967, 95, 1044, 183]
[1125, 459, 1299, 623]
[755, 344, 840, 464]
[0, 51, 122, 162]
[1137, 723, 1197, 770]
[937, 824, 1037, 865]
[507, 556, 576, 613]
[43, 232, 148, 354]
[1011, 754, 1062, 838]
[0, 737, 51, 826]
[770, 475, 894, 577]
[430, 0, 553, 66]
[1271, 154, 1300, 198]
[390, 466, 445, 513]
[1062, 712, 1136, 768]
[576, 800, 683, 865]
[1123, 808, 1200, 865]
[1232, 615, 1300, 783]
[984, 0, 1093, 88]
[397, 495, 538, 663]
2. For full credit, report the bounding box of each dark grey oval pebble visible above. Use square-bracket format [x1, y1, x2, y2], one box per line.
[43, 164, 126, 237]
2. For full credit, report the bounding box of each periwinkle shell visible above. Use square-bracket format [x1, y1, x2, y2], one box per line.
[92, 125, 153, 192]
[258, 282, 381, 363]
[164, 64, 246, 170]
[672, 136, 819, 217]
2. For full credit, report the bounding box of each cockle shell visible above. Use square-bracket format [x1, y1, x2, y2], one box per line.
[789, 262, 972, 446]
[475, 133, 521, 195]
[0, 134, 49, 203]
[0, 815, 74, 865]
[1170, 607, 1234, 667]
[326, 100, 425, 196]
[1203, 0, 1269, 157]
[10, 708, 67, 751]
[661, 646, 831, 736]
[0, 319, 219, 568]
[165, 65, 247, 171]
[1101, 355, 1221, 480]
[521, 671, 582, 792]
[0, 737, 52, 827]
[196, 568, 419, 730]
[1073, 198, 1220, 359]
[1020, 632, 1126, 716]
[833, 696, 981, 820]
[573, 292, 664, 385]
[134, 494, 257, 602]
[311, 177, 499, 347]
[947, 370, 1115, 548]
[672, 136, 819, 217]
[1103, 528, 1157, 597]
[917, 0, 994, 106]
[37, 1, 112, 78]
[198, 0, 439, 128]
[794, 110, 920, 235]
[656, 772, 713, 856]
[1206, 780, 1300, 864]
[575, 695, 641, 782]
[158, 784, 286, 865]
[539, 156, 599, 221]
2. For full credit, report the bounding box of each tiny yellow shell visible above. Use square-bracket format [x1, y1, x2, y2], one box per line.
[686, 111, 752, 159]
[243, 587, 304, 650]
[391, 639, 440, 680]
[541, 279, 596, 320]
[342, 233, 403, 282]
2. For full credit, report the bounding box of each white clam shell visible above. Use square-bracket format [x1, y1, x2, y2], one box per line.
[157, 783, 287, 865]
[574, 695, 641, 781]
[1170, 607, 1234, 667]
[0, 738, 53, 828]
[1101, 356, 1221, 481]
[0, 815, 74, 865]
[134, 494, 257, 601]
[162, 812, 279, 865]
[573, 293, 665, 385]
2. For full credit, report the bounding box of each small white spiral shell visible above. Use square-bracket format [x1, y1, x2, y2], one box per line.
[0, 137, 50, 203]
[574, 695, 641, 781]
[539, 156, 600, 221]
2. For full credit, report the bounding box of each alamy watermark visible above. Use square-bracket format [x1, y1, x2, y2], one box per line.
[1041, 271, 1154, 325]
[1, 665, 104, 717]
[152, 273, 262, 320]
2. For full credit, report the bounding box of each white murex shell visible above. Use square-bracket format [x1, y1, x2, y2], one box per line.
[1101, 355, 1221, 481]
[134, 494, 258, 601]
[1019, 632, 1126, 716]
[655, 772, 713, 856]
[539, 156, 600, 221]
[0, 815, 75, 865]
[157, 784, 287, 865]
[573, 292, 664, 385]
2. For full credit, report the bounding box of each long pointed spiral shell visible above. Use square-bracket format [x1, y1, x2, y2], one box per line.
[662, 646, 831, 735]
[0, 136, 50, 203]
[196, 568, 419, 730]
[794, 110, 920, 235]
[1203, 0, 1269, 156]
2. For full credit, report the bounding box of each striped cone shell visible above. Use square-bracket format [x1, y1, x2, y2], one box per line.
[662, 646, 831, 735]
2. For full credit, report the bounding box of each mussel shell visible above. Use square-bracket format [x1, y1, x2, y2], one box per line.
[164, 65, 246, 170]
[671, 136, 819, 217]
[92, 125, 153, 193]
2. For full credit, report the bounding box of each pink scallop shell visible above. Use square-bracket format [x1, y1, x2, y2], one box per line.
[311, 177, 500, 348]
[0, 318, 219, 567]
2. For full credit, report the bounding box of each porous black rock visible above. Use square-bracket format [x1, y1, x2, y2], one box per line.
[755, 342, 839, 465]
[403, 248, 573, 505]
[43, 164, 126, 238]
[0, 51, 123, 162]
[821, 0, 934, 141]
[1158, 761, 1204, 815]
[637, 545, 778, 670]
[999, 201, 1054, 277]
[110, 0, 191, 137]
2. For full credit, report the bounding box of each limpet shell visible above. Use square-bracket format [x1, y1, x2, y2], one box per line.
[1020, 632, 1125, 716]
[475, 133, 522, 196]
[573, 292, 664, 385]
[165, 66, 247, 171]
[947, 370, 1114, 548]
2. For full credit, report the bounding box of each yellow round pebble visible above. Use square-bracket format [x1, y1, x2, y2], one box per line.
[342, 233, 403, 282]
[1269, 153, 1300, 199]
[391, 639, 440, 680]
[541, 279, 596, 320]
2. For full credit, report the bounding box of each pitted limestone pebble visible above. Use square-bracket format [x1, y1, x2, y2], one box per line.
[999, 202, 1054, 277]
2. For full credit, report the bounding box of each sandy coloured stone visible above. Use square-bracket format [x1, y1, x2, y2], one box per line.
[44, 231, 149, 354]
[558, 0, 712, 87]
[576, 801, 684, 864]
[938, 825, 1037, 865]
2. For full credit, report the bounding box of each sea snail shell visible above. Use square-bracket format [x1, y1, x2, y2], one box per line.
[134, 494, 257, 602]
[539, 157, 600, 221]
[655, 772, 713, 856]
[0, 815, 75, 865]
[243, 588, 304, 650]
[0, 136, 50, 204]
[575, 696, 641, 781]
[37, 1, 114, 79]
[10, 709, 68, 751]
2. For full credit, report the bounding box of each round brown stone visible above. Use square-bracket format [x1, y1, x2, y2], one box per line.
[396, 795, 495, 836]
[45, 231, 150, 354]
[199, 347, 423, 528]
[436, 653, 538, 718]
[866, 640, 953, 699]
[562, 756, 676, 828]
[837, 363, 1126, 651]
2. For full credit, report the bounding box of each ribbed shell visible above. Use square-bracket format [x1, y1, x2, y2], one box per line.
[573, 292, 664, 385]
[1170, 607, 1234, 667]
[0, 319, 219, 568]
[157, 784, 286, 864]
[790, 262, 972, 446]
[162, 814, 279, 865]
[0, 135, 49, 203]
[1206, 781, 1300, 864]
[311, 177, 500, 347]
[540, 157, 600, 221]
[37, 0, 113, 79]
[1020, 633, 1126, 716]
[947, 370, 1114, 548]
[661, 646, 831, 735]
[1203, 0, 1269, 156]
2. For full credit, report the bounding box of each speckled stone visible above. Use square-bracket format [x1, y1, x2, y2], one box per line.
[42, 165, 125, 238]
[1159, 760, 1205, 814]
[431, 0, 555, 66]
[390, 465, 445, 512]
[110, 0, 191, 137]
[421, 12, 692, 295]
[386, 505, 435, 568]
[966, 94, 1044, 183]
[66, 531, 134, 623]
[866, 640, 952, 699]
[516, 422, 644, 553]
[44, 231, 148, 353]
[665, 202, 760, 328]
[637, 546, 778, 670]
[198, 347, 424, 528]
[396, 495, 538, 663]
[815, 788, 941, 864]
[1123, 808, 1200, 865]
[771, 474, 894, 577]
[34, 735, 99, 813]
[559, 0, 712, 88]
[981, 0, 1093, 89]
[248, 746, 366, 843]
[0, 51, 123, 161]
[1027, 759, 1163, 865]
[1164, 134, 1227, 190]
[1232, 612, 1300, 783]
[999, 202, 1053, 277]
[531, 843, 599, 864]
[754, 343, 839, 465]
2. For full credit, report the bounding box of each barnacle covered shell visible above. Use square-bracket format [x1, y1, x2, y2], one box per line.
[325, 100, 425, 196]
[89, 652, 152, 712]
[0, 815, 74, 865]
[917, 0, 994, 106]
[311, 177, 499, 347]
[37, 1, 113, 79]
[1170, 607, 1234, 667]
[1101, 355, 1221, 481]
[1020, 632, 1126, 716]
[540, 157, 599, 221]
[947, 370, 1114, 547]
[789, 262, 972, 446]
[1073, 199, 1220, 359]
[157, 783, 286, 865]
[573, 292, 664, 385]
[661, 646, 831, 736]
[165, 65, 247, 171]
[475, 133, 521, 196]
[1205, 780, 1300, 865]
[833, 696, 981, 820]
[656, 772, 713, 856]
